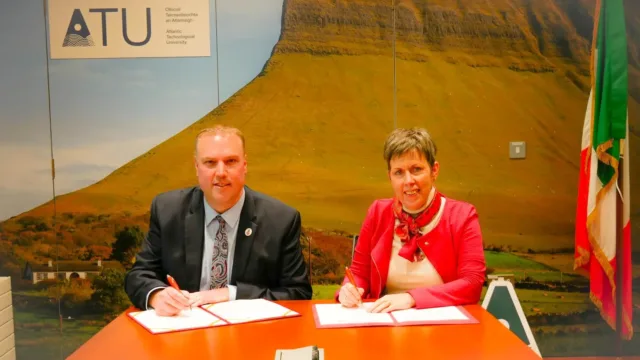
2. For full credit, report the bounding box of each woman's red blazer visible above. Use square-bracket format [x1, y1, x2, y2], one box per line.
[335, 197, 486, 309]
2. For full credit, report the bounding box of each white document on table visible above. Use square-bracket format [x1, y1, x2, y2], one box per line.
[312, 303, 477, 328]
[391, 306, 469, 323]
[128, 307, 226, 334]
[202, 298, 299, 324]
[313, 303, 395, 327]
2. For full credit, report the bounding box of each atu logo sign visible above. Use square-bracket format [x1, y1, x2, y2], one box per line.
[62, 8, 151, 47]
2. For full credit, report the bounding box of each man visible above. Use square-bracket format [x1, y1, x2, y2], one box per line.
[124, 125, 312, 316]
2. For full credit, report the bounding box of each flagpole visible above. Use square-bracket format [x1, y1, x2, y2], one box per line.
[42, 0, 62, 336]
[214, 0, 220, 107]
[615, 140, 624, 356]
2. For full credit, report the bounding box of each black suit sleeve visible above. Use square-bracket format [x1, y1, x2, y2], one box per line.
[124, 197, 168, 310]
[235, 211, 312, 300]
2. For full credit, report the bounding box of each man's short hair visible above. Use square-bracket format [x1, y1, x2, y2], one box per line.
[195, 125, 246, 154]
[383, 127, 437, 169]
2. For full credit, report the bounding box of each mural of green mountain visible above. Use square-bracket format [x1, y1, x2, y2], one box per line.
[10, 0, 640, 251]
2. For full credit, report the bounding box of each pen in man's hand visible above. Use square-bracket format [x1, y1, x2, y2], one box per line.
[167, 274, 192, 310]
[345, 266, 362, 307]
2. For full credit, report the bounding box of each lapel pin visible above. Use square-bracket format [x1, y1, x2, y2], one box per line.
[245, 228, 252, 236]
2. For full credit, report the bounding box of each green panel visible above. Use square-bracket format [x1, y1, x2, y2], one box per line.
[486, 287, 529, 345]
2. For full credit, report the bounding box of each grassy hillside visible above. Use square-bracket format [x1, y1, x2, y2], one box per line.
[5, 0, 640, 251]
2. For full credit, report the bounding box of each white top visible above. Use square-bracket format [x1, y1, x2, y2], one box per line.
[385, 193, 447, 295]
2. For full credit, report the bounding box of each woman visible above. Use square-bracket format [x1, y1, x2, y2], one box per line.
[336, 127, 486, 313]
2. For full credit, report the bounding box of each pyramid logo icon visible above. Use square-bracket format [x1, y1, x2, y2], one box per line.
[62, 9, 95, 47]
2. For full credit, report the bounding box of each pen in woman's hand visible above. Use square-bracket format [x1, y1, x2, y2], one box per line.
[345, 266, 362, 307]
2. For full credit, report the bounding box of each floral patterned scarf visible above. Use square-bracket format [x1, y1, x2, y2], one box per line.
[392, 189, 443, 262]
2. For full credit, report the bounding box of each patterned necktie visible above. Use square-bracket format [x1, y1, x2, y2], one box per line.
[210, 215, 228, 289]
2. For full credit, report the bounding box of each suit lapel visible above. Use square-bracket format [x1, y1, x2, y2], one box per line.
[184, 189, 205, 292]
[370, 206, 394, 297]
[231, 186, 257, 285]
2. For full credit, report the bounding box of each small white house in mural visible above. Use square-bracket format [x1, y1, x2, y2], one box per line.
[23, 259, 123, 284]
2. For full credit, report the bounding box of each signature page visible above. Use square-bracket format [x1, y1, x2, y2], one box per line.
[202, 298, 299, 324]
[391, 306, 476, 325]
[128, 307, 226, 334]
[313, 303, 395, 328]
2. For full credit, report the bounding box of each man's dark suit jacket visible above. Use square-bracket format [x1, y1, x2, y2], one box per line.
[124, 185, 312, 310]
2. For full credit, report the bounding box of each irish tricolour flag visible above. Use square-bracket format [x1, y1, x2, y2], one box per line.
[574, 0, 633, 339]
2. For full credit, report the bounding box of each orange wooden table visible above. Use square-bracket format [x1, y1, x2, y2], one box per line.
[67, 300, 540, 360]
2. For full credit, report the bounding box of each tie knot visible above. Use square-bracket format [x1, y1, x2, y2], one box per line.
[215, 215, 226, 226]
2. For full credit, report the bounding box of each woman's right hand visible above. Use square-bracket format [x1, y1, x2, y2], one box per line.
[338, 283, 365, 307]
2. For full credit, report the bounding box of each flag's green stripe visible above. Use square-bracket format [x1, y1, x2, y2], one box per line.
[593, 0, 628, 186]
[605, 0, 628, 140]
[592, 4, 604, 153]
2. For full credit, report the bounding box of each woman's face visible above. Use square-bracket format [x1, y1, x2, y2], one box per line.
[388, 149, 439, 212]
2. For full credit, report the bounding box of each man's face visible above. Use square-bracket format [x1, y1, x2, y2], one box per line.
[194, 133, 247, 213]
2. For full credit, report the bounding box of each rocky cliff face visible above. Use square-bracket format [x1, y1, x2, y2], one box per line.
[276, 0, 639, 98]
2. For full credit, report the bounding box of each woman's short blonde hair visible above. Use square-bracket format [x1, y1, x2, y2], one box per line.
[383, 127, 437, 169]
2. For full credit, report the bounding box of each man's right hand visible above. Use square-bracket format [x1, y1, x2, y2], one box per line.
[338, 283, 365, 308]
[149, 287, 194, 316]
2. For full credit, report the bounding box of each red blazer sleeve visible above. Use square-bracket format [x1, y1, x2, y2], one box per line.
[407, 205, 486, 309]
[334, 201, 377, 301]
